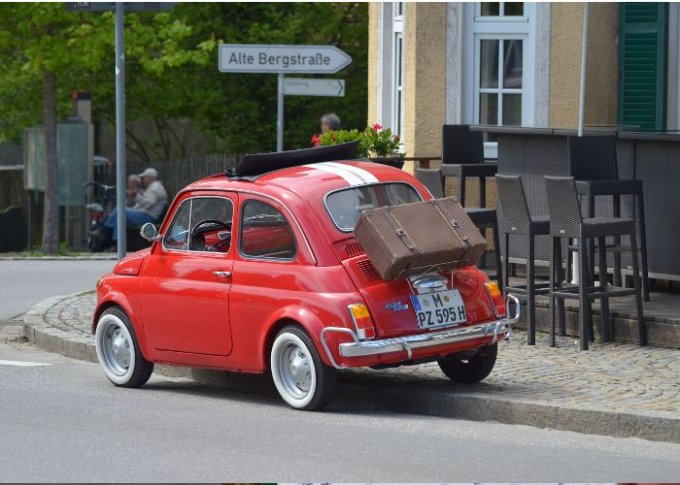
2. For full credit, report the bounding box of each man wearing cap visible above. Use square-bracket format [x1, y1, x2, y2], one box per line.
[105, 167, 168, 244]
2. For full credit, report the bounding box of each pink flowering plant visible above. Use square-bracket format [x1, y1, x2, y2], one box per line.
[362, 124, 401, 158]
[313, 123, 402, 158]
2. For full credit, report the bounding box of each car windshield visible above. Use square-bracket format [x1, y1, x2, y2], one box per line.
[325, 182, 422, 232]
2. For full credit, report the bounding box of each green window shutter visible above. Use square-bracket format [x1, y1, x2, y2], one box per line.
[617, 2, 667, 131]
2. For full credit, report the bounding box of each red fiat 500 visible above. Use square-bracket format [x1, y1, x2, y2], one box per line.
[93, 146, 519, 410]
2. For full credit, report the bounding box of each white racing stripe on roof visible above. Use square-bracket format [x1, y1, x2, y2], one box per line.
[303, 163, 364, 186]
[321, 162, 380, 184]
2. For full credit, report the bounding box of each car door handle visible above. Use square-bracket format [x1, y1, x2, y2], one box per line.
[213, 271, 232, 279]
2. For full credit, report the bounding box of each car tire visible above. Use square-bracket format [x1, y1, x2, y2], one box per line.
[437, 343, 498, 383]
[270, 325, 337, 411]
[95, 307, 154, 388]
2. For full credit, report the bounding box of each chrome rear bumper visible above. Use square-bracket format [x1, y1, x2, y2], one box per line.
[321, 294, 520, 369]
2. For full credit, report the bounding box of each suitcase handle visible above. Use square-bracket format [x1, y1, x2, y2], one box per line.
[432, 199, 472, 264]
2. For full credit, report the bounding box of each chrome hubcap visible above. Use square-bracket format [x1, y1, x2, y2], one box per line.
[278, 343, 312, 397]
[102, 322, 131, 376]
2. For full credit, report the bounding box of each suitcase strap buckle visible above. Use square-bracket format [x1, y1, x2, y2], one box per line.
[432, 198, 472, 261]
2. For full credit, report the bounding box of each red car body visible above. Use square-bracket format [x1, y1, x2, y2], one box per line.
[93, 159, 519, 410]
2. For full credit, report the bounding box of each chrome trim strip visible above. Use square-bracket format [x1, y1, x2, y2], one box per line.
[339, 319, 511, 358]
[320, 327, 356, 369]
[320, 294, 521, 369]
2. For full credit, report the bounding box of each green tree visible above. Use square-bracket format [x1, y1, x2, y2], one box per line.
[0, 4, 112, 253]
[0, 3, 368, 251]
[174, 2, 368, 152]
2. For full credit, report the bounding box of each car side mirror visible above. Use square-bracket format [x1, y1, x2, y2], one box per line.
[140, 222, 160, 242]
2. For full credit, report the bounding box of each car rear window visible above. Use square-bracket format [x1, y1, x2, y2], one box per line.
[325, 183, 422, 232]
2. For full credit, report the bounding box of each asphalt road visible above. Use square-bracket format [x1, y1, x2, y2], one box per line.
[0, 260, 114, 320]
[1, 340, 679, 482]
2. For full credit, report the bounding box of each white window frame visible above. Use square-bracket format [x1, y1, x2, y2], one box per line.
[379, 3, 405, 138]
[474, 35, 526, 122]
[392, 3, 404, 136]
[463, 2, 536, 158]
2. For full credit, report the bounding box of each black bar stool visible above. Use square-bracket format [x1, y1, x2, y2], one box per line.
[415, 168, 503, 292]
[544, 176, 646, 350]
[567, 135, 650, 301]
[496, 174, 566, 345]
[440, 125, 497, 208]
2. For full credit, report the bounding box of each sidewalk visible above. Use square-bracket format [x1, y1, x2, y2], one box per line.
[21, 292, 680, 444]
[0, 253, 118, 261]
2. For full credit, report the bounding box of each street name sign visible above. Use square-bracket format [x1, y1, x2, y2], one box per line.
[283, 78, 345, 97]
[219, 44, 352, 74]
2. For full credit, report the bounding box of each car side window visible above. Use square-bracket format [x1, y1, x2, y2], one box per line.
[163, 200, 191, 250]
[240, 200, 297, 260]
[189, 198, 233, 253]
[163, 197, 233, 253]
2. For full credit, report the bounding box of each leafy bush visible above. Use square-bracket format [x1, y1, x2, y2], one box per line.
[313, 124, 401, 158]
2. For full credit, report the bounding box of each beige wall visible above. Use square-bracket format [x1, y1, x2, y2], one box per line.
[403, 3, 447, 161]
[367, 3, 447, 171]
[549, 3, 619, 128]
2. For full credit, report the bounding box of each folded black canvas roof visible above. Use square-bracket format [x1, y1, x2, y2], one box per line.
[233, 141, 360, 177]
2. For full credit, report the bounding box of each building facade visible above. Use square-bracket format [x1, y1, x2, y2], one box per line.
[368, 2, 680, 160]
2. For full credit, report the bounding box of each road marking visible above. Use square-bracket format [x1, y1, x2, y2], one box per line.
[0, 359, 52, 367]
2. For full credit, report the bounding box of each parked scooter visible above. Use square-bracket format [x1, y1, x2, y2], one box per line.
[84, 181, 116, 252]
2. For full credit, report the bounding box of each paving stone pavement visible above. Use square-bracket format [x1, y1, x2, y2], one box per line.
[21, 291, 680, 442]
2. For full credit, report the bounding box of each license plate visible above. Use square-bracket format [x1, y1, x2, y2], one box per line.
[410, 289, 467, 329]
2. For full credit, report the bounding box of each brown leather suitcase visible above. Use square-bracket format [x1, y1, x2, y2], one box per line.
[353, 197, 487, 280]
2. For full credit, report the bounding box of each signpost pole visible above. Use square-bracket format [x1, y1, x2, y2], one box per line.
[277, 73, 284, 152]
[115, 2, 126, 258]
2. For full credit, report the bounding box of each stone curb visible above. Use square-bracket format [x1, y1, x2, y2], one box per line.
[21, 294, 680, 444]
[21, 292, 193, 379]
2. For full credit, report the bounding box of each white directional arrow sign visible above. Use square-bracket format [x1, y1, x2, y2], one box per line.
[219, 44, 352, 74]
[283, 78, 345, 97]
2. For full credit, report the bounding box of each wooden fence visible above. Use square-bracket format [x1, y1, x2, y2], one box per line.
[0, 153, 239, 250]
[0, 166, 25, 210]
[100, 153, 239, 201]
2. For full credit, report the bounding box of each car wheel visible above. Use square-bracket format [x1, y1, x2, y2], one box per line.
[270, 325, 337, 411]
[437, 343, 498, 383]
[95, 307, 153, 388]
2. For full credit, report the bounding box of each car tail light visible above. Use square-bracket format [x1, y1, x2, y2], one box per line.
[347, 303, 376, 340]
[484, 281, 506, 318]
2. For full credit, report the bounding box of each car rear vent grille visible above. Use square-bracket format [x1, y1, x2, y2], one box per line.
[356, 258, 382, 281]
[344, 242, 365, 258]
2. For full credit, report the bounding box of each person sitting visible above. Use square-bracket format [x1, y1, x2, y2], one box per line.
[105, 167, 168, 243]
[126, 174, 143, 207]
